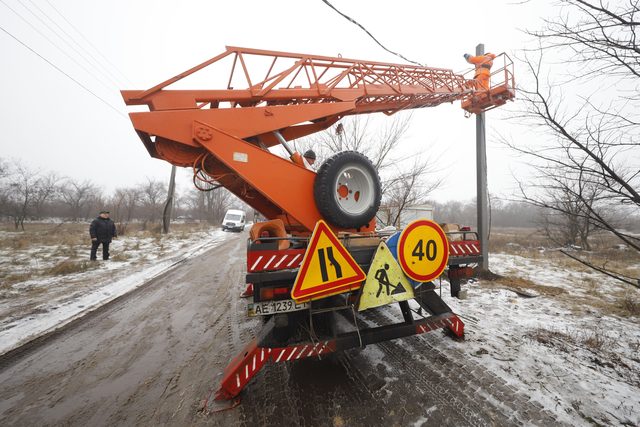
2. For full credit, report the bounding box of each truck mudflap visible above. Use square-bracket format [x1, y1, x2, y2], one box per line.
[214, 310, 464, 401]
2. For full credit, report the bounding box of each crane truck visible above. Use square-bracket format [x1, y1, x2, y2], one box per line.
[121, 46, 515, 401]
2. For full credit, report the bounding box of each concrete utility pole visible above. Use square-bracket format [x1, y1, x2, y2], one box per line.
[162, 165, 177, 234]
[476, 43, 489, 271]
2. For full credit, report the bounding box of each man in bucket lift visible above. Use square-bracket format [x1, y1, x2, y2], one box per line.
[464, 52, 496, 90]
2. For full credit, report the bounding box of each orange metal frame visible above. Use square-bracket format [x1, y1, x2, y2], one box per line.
[121, 46, 515, 233]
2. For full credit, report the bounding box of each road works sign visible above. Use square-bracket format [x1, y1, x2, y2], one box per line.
[398, 219, 449, 282]
[291, 220, 365, 303]
[358, 242, 414, 311]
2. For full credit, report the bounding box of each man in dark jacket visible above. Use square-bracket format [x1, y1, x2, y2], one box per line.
[90, 210, 117, 260]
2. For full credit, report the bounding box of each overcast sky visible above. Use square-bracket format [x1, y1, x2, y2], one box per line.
[0, 0, 552, 201]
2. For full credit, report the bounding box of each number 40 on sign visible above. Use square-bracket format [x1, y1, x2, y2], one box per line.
[397, 219, 449, 282]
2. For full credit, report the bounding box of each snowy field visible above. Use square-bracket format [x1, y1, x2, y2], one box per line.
[444, 252, 640, 426]
[0, 223, 234, 355]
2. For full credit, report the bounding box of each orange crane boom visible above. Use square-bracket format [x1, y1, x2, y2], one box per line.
[121, 46, 514, 233]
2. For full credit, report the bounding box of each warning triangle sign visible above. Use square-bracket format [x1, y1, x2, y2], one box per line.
[358, 242, 414, 311]
[291, 220, 366, 303]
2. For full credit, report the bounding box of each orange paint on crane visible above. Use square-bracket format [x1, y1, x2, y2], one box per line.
[121, 47, 515, 233]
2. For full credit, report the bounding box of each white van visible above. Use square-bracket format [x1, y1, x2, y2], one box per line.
[222, 209, 246, 232]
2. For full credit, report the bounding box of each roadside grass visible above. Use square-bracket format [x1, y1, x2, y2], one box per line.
[0, 221, 218, 289]
[45, 259, 96, 276]
[490, 228, 640, 273]
[481, 227, 640, 319]
[1, 272, 36, 288]
[525, 325, 618, 355]
[479, 275, 565, 297]
[523, 324, 640, 391]
[621, 294, 640, 316]
[481, 267, 639, 319]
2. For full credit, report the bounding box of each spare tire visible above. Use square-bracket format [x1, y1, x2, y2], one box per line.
[313, 151, 381, 229]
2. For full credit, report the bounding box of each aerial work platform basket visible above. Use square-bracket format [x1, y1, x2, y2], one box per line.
[461, 53, 515, 114]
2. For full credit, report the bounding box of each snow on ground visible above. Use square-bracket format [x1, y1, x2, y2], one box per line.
[0, 228, 234, 356]
[443, 253, 640, 426]
[357, 250, 639, 425]
[1, 226, 638, 425]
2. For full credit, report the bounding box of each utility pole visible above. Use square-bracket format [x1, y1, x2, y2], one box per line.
[162, 165, 177, 234]
[476, 43, 489, 271]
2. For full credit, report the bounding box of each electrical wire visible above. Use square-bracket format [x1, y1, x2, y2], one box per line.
[0, 0, 115, 93]
[0, 24, 126, 118]
[320, 0, 424, 66]
[22, 0, 125, 87]
[43, 0, 132, 85]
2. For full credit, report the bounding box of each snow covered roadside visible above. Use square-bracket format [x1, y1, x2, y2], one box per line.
[443, 253, 640, 426]
[0, 228, 233, 356]
[363, 250, 639, 425]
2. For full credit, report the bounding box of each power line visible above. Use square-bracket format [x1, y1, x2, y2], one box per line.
[0, 0, 115, 93]
[0, 24, 126, 118]
[23, 0, 125, 87]
[320, 0, 425, 66]
[44, 0, 132, 85]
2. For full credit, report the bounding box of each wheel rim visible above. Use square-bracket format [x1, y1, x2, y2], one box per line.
[333, 163, 375, 216]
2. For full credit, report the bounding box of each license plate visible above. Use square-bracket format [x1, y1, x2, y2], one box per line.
[248, 299, 310, 316]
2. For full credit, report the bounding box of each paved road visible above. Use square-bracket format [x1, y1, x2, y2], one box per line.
[0, 232, 561, 426]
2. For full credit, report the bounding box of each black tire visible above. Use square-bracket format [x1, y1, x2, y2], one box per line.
[313, 151, 381, 229]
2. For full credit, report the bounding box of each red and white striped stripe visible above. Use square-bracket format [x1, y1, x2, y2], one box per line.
[271, 340, 332, 362]
[416, 315, 464, 337]
[449, 241, 481, 256]
[247, 250, 306, 272]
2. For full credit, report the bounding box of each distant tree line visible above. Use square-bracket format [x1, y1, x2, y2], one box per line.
[433, 197, 541, 229]
[0, 158, 237, 232]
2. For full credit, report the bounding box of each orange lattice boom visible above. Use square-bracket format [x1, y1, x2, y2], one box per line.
[121, 46, 514, 233]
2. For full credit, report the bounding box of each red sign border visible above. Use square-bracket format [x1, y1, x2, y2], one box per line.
[398, 219, 449, 282]
[291, 220, 366, 301]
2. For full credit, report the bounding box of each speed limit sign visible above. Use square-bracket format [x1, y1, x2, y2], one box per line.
[397, 219, 449, 282]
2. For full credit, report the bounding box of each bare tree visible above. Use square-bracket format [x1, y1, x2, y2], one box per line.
[0, 158, 8, 178]
[185, 186, 232, 224]
[138, 178, 165, 228]
[60, 179, 99, 221]
[515, 157, 610, 250]
[381, 159, 442, 227]
[32, 172, 62, 219]
[513, 0, 640, 287]
[2, 163, 40, 230]
[110, 187, 140, 235]
[298, 113, 441, 227]
[299, 114, 413, 172]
